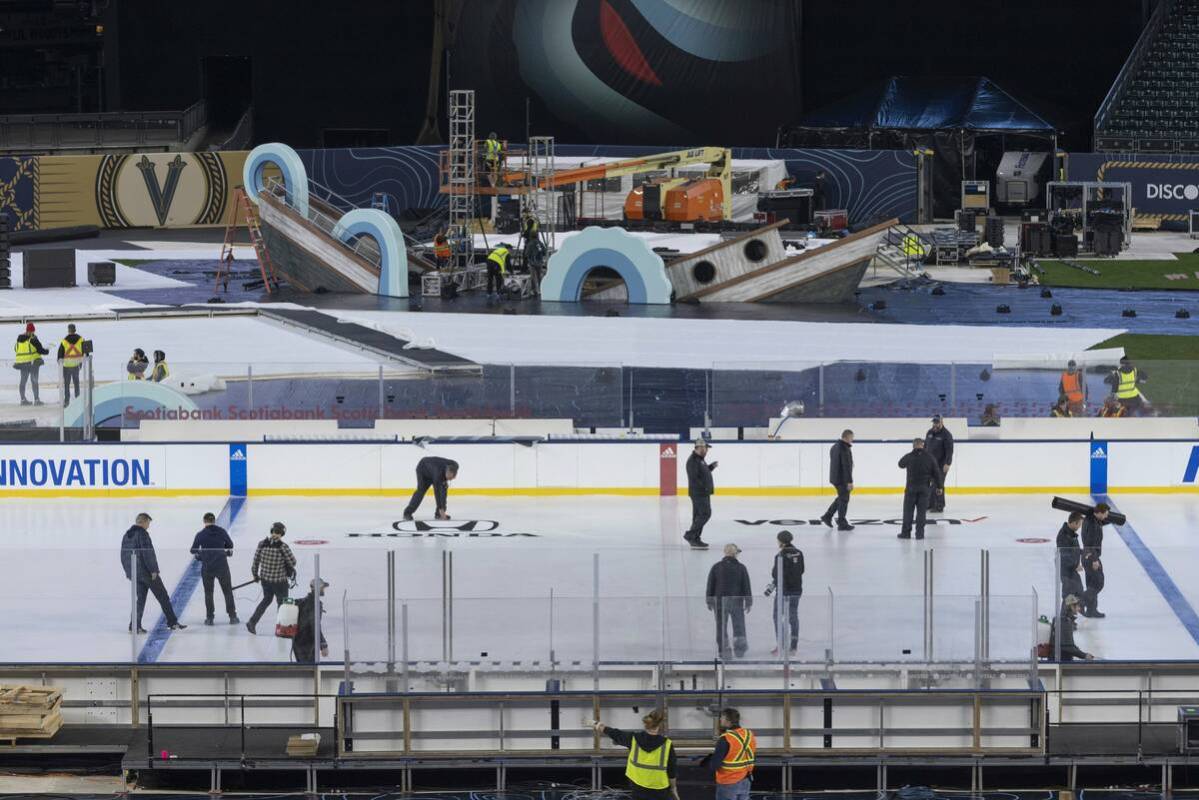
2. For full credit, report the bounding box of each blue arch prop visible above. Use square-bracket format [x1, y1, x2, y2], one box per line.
[63, 381, 201, 428]
[241, 142, 407, 297]
[332, 209, 409, 298]
[541, 226, 671, 304]
[243, 143, 309, 217]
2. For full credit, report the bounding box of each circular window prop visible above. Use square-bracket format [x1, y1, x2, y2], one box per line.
[743, 238, 768, 262]
[692, 260, 717, 284]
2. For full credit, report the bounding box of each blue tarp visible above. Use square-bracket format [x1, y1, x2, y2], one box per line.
[799, 76, 1054, 133]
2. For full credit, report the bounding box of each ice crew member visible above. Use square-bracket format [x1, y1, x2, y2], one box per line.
[1098, 394, 1127, 418]
[190, 512, 238, 626]
[127, 348, 149, 380]
[1081, 503, 1111, 618]
[482, 131, 502, 181]
[924, 415, 953, 512]
[1106, 356, 1148, 415]
[521, 212, 543, 274]
[593, 709, 680, 800]
[120, 513, 187, 633]
[1058, 360, 1085, 415]
[821, 429, 854, 531]
[57, 323, 85, 406]
[486, 244, 510, 297]
[767, 530, 804, 656]
[292, 578, 330, 663]
[1056, 511, 1085, 600]
[14, 322, 49, 406]
[897, 437, 943, 540]
[1049, 594, 1094, 661]
[684, 438, 717, 549]
[702, 707, 755, 800]
[432, 231, 452, 268]
[403, 456, 459, 520]
[706, 544, 751, 659]
[150, 350, 169, 383]
[246, 522, 297, 635]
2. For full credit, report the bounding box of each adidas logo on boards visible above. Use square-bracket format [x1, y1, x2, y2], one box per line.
[1091, 447, 1107, 459]
[230, 448, 247, 461]
[661, 447, 675, 458]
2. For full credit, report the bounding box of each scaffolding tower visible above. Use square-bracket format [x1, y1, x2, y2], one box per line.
[527, 135, 556, 253]
[447, 89, 476, 274]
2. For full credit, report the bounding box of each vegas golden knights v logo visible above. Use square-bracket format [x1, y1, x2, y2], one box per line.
[136, 155, 188, 226]
[95, 152, 229, 228]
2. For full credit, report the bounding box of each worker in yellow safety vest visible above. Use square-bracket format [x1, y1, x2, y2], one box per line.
[901, 233, 926, 259]
[482, 132, 502, 183]
[13, 322, 49, 406]
[150, 350, 170, 383]
[1058, 359, 1085, 415]
[593, 709, 680, 800]
[702, 707, 755, 800]
[56, 323, 86, 406]
[486, 244, 510, 298]
[1105, 356, 1148, 416]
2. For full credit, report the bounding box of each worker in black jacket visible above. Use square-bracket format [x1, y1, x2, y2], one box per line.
[767, 530, 804, 655]
[1049, 594, 1094, 660]
[593, 709, 680, 800]
[684, 438, 717, 549]
[1057, 512, 1085, 600]
[1081, 503, 1111, 618]
[190, 511, 238, 625]
[119, 513, 186, 633]
[924, 416, 953, 511]
[403, 456, 459, 520]
[706, 543, 752, 658]
[292, 579, 329, 663]
[821, 430, 854, 531]
[897, 438, 943, 539]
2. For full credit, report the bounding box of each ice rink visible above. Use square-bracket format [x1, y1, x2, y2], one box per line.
[2, 492, 1196, 666]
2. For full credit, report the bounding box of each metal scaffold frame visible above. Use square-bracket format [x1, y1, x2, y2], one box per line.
[447, 89, 476, 275]
[527, 135, 556, 253]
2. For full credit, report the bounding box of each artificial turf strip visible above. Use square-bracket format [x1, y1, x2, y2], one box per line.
[1037, 253, 1199, 290]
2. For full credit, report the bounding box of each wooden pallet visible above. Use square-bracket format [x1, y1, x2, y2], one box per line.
[0, 685, 64, 745]
[0, 709, 63, 744]
[0, 685, 62, 712]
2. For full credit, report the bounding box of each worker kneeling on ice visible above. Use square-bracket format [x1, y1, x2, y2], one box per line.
[403, 456, 459, 520]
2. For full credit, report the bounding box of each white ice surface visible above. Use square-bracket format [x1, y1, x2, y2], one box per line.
[334, 310, 1122, 369]
[0, 493, 1191, 664]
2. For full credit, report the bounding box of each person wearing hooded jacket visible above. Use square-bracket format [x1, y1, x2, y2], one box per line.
[767, 530, 804, 654]
[594, 708, 680, 800]
[13, 322, 49, 405]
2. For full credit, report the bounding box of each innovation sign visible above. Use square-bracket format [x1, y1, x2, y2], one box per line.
[0, 456, 151, 487]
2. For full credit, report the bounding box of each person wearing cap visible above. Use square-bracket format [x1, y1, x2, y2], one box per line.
[292, 578, 330, 663]
[897, 438, 943, 540]
[766, 531, 804, 655]
[13, 322, 49, 406]
[820, 430, 854, 531]
[246, 522, 297, 635]
[1105, 356, 1149, 416]
[119, 512, 186, 633]
[56, 323, 86, 406]
[1058, 360, 1085, 415]
[706, 543, 752, 658]
[924, 415, 954, 512]
[684, 438, 718, 549]
[1049, 594, 1094, 660]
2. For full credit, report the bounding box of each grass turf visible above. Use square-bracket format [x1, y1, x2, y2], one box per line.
[1038, 252, 1199, 290]
[1088, 333, 1199, 414]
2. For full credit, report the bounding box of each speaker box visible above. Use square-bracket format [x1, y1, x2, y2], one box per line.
[1054, 234, 1078, 257]
[21, 248, 76, 288]
[985, 216, 1005, 248]
[88, 261, 116, 286]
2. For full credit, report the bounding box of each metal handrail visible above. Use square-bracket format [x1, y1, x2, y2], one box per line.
[208, 105, 253, 152]
[0, 101, 207, 150]
[1094, 0, 1177, 135]
[262, 176, 383, 269]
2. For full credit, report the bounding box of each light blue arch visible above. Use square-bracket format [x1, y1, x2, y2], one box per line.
[332, 208, 409, 298]
[243, 142, 309, 217]
[63, 381, 201, 428]
[541, 226, 671, 304]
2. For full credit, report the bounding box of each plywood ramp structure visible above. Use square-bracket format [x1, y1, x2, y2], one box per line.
[681, 219, 895, 303]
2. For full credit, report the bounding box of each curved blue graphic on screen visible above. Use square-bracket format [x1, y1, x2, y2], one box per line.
[541, 226, 671, 304]
[63, 381, 200, 428]
[332, 209, 409, 298]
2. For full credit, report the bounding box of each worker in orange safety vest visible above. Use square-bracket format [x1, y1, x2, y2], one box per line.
[1058, 359, 1085, 415]
[701, 707, 755, 800]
